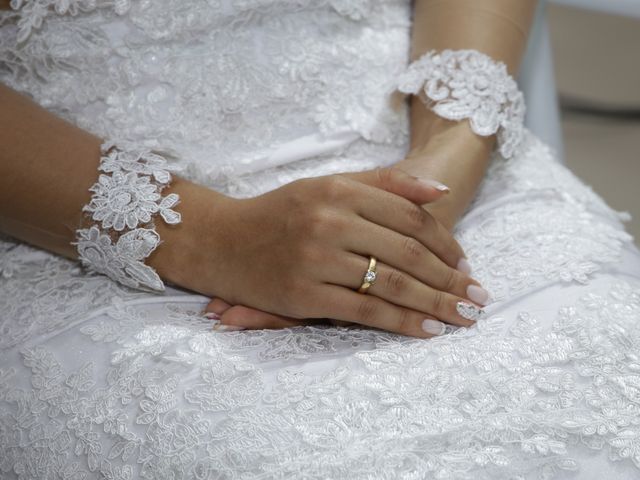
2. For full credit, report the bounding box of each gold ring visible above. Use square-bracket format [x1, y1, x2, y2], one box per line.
[358, 256, 377, 294]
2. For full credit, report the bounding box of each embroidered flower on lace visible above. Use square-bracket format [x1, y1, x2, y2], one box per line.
[9, 0, 131, 42]
[1, 280, 640, 478]
[99, 141, 177, 184]
[2, 0, 411, 192]
[76, 225, 164, 291]
[329, 0, 371, 20]
[85, 171, 161, 231]
[396, 49, 525, 159]
[74, 142, 181, 292]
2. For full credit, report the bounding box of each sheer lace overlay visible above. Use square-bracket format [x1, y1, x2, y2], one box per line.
[396, 49, 526, 159]
[1, 278, 640, 479]
[0, 0, 412, 197]
[2, 131, 638, 478]
[1, 1, 640, 479]
[75, 141, 181, 292]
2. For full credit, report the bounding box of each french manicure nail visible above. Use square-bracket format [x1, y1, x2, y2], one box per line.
[213, 323, 246, 332]
[204, 312, 221, 320]
[466, 285, 489, 306]
[457, 257, 472, 275]
[456, 301, 485, 322]
[422, 318, 446, 335]
[419, 178, 450, 193]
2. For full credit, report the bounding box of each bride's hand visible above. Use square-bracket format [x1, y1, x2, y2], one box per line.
[198, 166, 489, 337]
[203, 115, 497, 333]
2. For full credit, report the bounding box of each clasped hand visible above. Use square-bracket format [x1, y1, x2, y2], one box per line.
[194, 165, 488, 338]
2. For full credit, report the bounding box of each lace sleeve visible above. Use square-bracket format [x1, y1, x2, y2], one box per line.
[73, 140, 182, 292]
[396, 49, 526, 159]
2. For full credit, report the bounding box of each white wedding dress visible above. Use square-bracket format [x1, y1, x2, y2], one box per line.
[1, 2, 640, 479]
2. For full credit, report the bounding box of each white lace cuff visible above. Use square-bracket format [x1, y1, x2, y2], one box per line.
[73, 141, 182, 292]
[396, 49, 526, 159]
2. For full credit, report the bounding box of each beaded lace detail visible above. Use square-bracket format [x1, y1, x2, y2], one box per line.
[396, 49, 526, 158]
[74, 141, 181, 292]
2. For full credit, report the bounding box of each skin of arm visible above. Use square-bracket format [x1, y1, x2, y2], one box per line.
[0, 82, 233, 291]
[0, 83, 460, 329]
[395, 0, 538, 230]
[0, 0, 537, 331]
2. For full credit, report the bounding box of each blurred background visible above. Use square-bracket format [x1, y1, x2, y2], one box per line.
[548, 3, 640, 243]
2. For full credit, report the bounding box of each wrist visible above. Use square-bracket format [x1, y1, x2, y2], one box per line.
[397, 116, 494, 231]
[146, 177, 234, 294]
[408, 96, 496, 159]
[398, 49, 526, 159]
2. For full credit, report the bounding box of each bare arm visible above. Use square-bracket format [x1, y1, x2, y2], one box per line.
[0, 83, 101, 258]
[397, 0, 538, 229]
[0, 83, 229, 287]
[207, 0, 541, 329]
[2, 82, 479, 339]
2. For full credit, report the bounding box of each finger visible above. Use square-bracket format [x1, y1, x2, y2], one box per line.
[205, 297, 232, 315]
[318, 283, 451, 338]
[220, 305, 323, 330]
[345, 166, 450, 206]
[339, 219, 483, 300]
[339, 181, 466, 270]
[329, 320, 354, 327]
[328, 253, 481, 327]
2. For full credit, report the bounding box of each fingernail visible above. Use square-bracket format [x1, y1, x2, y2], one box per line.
[418, 178, 450, 193]
[457, 257, 472, 275]
[204, 312, 220, 320]
[456, 301, 485, 322]
[466, 285, 489, 306]
[422, 318, 446, 335]
[212, 323, 246, 332]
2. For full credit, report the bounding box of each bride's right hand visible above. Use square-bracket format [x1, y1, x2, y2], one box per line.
[161, 166, 488, 338]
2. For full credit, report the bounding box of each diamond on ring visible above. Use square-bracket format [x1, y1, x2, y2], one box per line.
[364, 270, 377, 283]
[358, 256, 378, 294]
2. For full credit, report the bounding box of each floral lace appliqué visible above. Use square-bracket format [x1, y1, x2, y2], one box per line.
[396, 49, 525, 159]
[74, 141, 181, 292]
[1, 281, 640, 479]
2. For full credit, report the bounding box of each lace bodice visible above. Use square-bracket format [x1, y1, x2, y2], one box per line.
[1, 0, 412, 197]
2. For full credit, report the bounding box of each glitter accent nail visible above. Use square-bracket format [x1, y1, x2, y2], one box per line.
[456, 301, 485, 322]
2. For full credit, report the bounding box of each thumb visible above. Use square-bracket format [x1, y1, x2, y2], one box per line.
[344, 166, 450, 205]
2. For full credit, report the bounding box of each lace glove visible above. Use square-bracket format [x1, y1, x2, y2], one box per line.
[73, 141, 182, 292]
[396, 49, 526, 159]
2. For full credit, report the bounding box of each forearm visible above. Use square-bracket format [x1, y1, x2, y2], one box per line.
[0, 83, 101, 258]
[0, 83, 228, 289]
[399, 0, 537, 228]
[410, 0, 537, 149]
[397, 118, 493, 230]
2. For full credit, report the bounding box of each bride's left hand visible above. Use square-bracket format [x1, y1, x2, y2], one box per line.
[205, 120, 495, 331]
[203, 166, 443, 331]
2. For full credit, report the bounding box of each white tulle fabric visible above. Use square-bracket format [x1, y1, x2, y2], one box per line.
[396, 49, 526, 159]
[1, 1, 640, 479]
